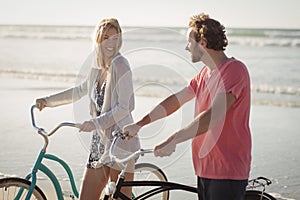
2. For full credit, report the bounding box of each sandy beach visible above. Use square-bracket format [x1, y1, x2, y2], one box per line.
[0, 76, 299, 200]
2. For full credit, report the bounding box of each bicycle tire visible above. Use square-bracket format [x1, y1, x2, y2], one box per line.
[0, 177, 47, 200]
[133, 163, 169, 200]
[245, 190, 276, 200]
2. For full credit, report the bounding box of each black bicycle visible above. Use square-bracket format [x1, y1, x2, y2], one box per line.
[100, 130, 277, 200]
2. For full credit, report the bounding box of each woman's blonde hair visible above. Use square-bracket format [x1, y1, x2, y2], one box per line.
[93, 18, 122, 70]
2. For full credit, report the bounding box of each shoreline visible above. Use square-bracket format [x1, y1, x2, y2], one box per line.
[0, 75, 299, 108]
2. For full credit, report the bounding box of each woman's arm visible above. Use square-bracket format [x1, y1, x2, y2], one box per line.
[43, 80, 88, 107]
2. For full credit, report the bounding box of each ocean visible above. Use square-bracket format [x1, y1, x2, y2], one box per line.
[0, 25, 299, 199]
[0, 25, 299, 106]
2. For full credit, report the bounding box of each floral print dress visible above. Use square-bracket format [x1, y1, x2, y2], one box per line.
[86, 80, 107, 168]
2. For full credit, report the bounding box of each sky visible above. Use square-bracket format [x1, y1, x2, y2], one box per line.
[0, 0, 299, 29]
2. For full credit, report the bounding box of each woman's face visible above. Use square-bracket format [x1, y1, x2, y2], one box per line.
[101, 27, 119, 59]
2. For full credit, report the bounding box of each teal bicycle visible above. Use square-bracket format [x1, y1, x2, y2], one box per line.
[0, 105, 81, 200]
[0, 105, 168, 200]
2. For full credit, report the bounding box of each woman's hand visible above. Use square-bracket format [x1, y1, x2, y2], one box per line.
[36, 98, 47, 111]
[79, 121, 96, 132]
[123, 123, 141, 139]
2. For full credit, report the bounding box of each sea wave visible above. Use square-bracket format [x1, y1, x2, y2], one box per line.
[0, 25, 92, 40]
[0, 69, 78, 82]
[0, 69, 299, 108]
[1, 25, 300, 48]
[252, 84, 300, 96]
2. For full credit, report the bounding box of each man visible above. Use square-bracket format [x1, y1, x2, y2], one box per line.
[124, 13, 251, 200]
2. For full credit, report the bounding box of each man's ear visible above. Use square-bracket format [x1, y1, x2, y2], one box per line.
[199, 38, 207, 47]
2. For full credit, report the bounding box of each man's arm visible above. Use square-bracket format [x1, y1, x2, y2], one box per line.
[124, 87, 195, 137]
[154, 92, 236, 157]
[137, 87, 195, 127]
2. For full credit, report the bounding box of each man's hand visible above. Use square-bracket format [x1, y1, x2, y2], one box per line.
[154, 136, 176, 157]
[79, 121, 96, 132]
[123, 123, 141, 139]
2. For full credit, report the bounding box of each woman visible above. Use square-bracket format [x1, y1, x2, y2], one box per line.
[36, 18, 140, 200]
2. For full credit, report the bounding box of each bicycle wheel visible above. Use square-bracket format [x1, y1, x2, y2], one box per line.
[244, 190, 276, 200]
[0, 177, 46, 200]
[132, 163, 169, 200]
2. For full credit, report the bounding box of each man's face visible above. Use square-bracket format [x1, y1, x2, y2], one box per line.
[185, 28, 204, 63]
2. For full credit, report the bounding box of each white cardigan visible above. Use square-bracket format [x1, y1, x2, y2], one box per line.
[45, 52, 140, 161]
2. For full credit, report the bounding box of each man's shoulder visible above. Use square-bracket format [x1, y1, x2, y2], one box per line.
[224, 58, 248, 73]
[226, 58, 246, 67]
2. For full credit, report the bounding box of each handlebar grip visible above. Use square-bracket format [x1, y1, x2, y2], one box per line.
[112, 130, 129, 139]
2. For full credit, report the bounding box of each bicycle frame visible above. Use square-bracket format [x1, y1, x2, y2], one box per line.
[111, 175, 198, 200]
[16, 105, 80, 200]
[21, 151, 79, 200]
[106, 131, 275, 200]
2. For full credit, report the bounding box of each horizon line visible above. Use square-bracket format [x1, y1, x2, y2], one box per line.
[0, 23, 300, 30]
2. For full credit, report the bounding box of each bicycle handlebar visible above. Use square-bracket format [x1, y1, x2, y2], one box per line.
[31, 104, 152, 162]
[30, 104, 80, 136]
[247, 176, 272, 190]
[109, 130, 153, 165]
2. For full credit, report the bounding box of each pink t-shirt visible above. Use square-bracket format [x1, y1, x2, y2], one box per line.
[188, 58, 251, 180]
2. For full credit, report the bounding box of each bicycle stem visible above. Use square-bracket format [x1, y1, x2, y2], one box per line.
[109, 130, 154, 165]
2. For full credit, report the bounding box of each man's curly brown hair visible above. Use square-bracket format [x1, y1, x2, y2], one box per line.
[188, 13, 228, 51]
